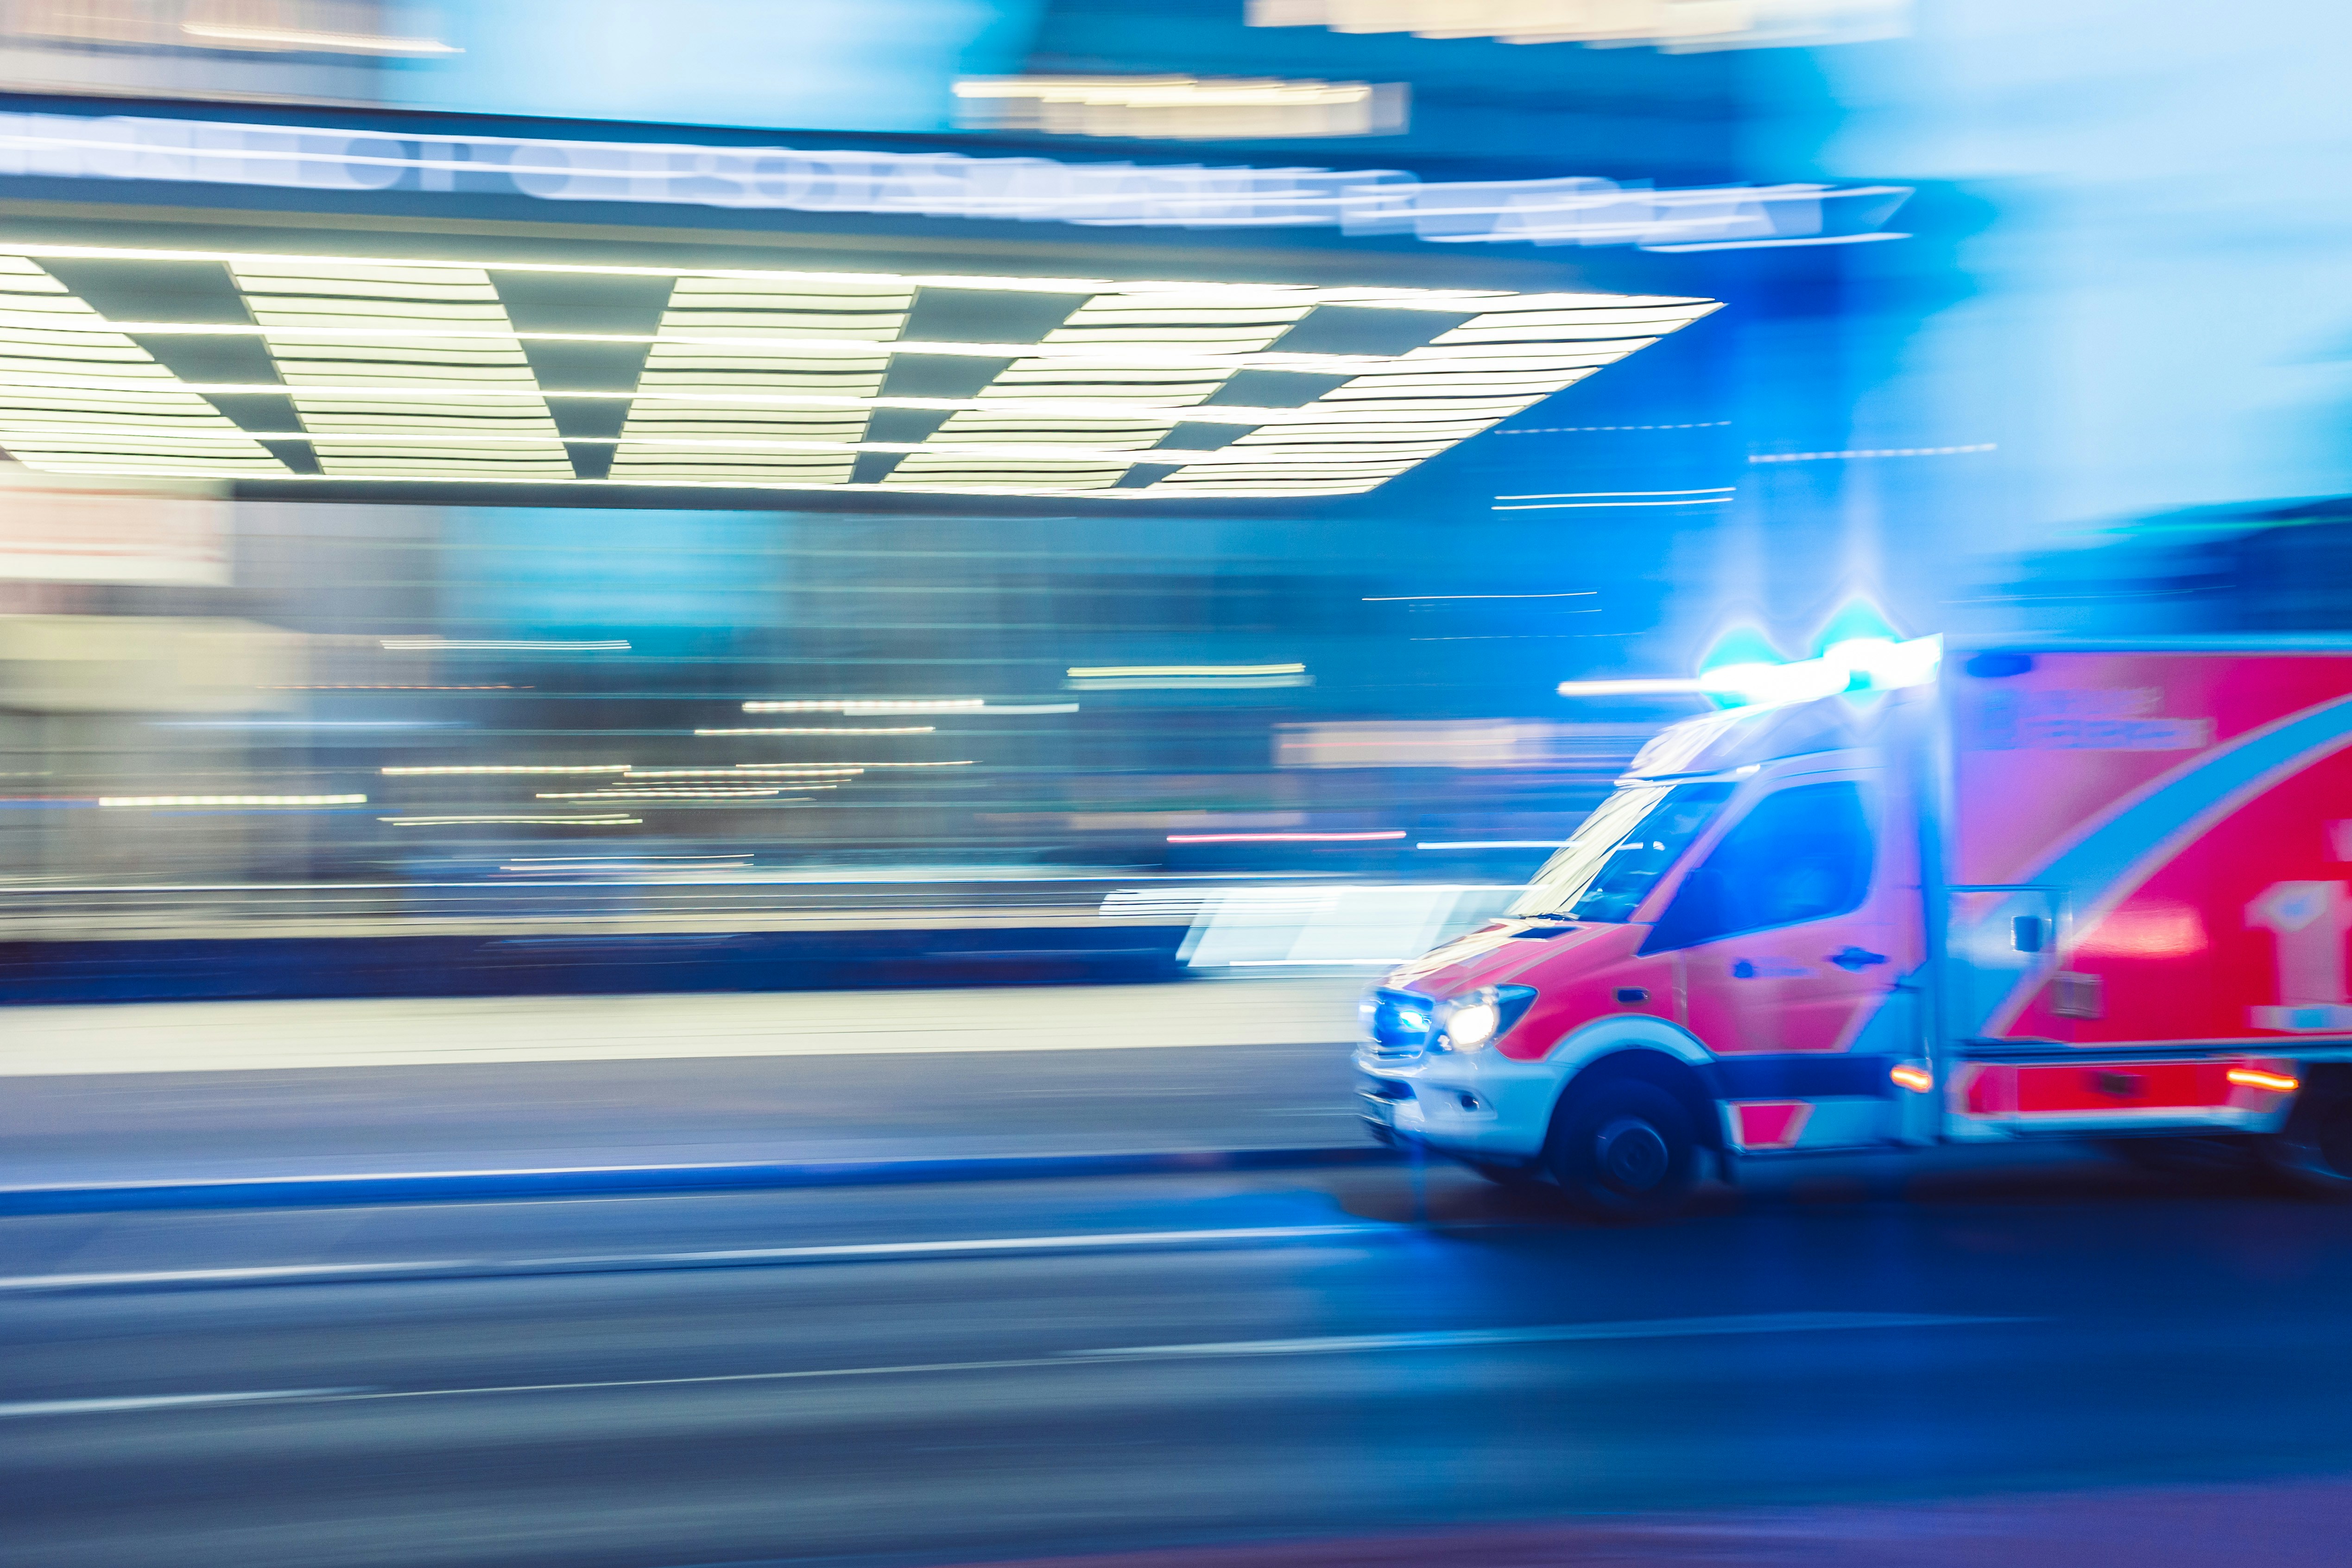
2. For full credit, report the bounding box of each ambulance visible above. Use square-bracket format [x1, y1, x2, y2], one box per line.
[1357, 639, 2352, 1215]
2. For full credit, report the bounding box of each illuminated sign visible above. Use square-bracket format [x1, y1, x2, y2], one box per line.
[0, 112, 1908, 249]
[0, 243, 1719, 498]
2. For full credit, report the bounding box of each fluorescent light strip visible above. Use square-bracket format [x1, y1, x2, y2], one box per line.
[381, 639, 630, 651]
[1645, 232, 1910, 253]
[101, 793, 365, 807]
[1069, 663, 1305, 678]
[538, 788, 792, 799]
[621, 768, 858, 780]
[743, 700, 982, 713]
[0, 469, 1414, 499]
[0, 378, 1554, 427]
[178, 22, 462, 53]
[0, 242, 1662, 307]
[383, 815, 639, 825]
[1492, 496, 1735, 511]
[507, 854, 748, 863]
[381, 765, 630, 776]
[4, 321, 1471, 371]
[0, 427, 1477, 468]
[0, 244, 1715, 498]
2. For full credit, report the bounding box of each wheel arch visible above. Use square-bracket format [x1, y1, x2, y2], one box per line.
[1539, 1015, 1721, 1152]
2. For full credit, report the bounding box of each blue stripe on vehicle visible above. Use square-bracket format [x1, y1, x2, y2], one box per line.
[1964, 694, 2352, 1033]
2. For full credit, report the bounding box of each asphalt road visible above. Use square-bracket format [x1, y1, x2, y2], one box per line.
[6, 1158, 2352, 1568]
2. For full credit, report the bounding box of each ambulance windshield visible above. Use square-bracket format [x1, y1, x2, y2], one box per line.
[1508, 780, 1736, 923]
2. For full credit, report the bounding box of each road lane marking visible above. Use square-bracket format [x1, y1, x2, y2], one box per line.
[0, 1312, 2023, 1416]
[0, 1224, 1393, 1292]
[0, 1262, 473, 1290]
[0, 1389, 355, 1417]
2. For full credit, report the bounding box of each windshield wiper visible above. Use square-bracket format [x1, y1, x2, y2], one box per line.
[1522, 911, 1581, 923]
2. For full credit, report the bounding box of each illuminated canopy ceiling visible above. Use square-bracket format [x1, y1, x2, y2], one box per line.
[0, 244, 1718, 499]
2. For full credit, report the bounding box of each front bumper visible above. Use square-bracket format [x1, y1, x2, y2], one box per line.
[1353, 1043, 1565, 1161]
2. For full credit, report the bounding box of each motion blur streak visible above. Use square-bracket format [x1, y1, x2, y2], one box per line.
[3, 2, 2350, 1566]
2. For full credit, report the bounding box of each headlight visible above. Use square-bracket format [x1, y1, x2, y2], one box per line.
[1437, 985, 1537, 1052]
[1446, 1000, 1501, 1048]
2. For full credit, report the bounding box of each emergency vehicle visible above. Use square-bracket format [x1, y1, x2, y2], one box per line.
[1357, 639, 2352, 1215]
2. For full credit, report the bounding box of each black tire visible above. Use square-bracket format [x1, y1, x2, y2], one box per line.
[1545, 1077, 1699, 1220]
[2258, 1089, 2352, 1197]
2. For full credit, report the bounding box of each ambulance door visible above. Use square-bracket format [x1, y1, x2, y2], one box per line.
[1644, 774, 1916, 1069]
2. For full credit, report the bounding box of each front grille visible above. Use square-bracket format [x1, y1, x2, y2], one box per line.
[1362, 987, 1435, 1062]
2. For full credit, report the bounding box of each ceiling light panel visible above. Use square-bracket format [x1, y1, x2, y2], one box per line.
[0, 256, 287, 475]
[613, 276, 913, 485]
[888, 291, 1315, 491]
[228, 259, 573, 479]
[0, 248, 1718, 498]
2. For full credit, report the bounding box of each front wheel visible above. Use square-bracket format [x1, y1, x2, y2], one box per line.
[2259, 1088, 2352, 1197]
[1545, 1078, 1699, 1221]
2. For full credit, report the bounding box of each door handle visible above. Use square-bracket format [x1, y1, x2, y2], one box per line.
[1828, 946, 1888, 971]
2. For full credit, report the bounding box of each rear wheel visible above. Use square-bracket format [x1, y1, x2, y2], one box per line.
[2259, 1089, 2352, 1197]
[1545, 1078, 1699, 1221]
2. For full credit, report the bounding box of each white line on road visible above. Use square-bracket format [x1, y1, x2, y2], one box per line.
[0, 1224, 1392, 1292]
[0, 1260, 477, 1290]
[0, 1313, 2022, 1417]
[0, 1390, 356, 1418]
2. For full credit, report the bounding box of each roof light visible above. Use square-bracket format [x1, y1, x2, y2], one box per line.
[1560, 634, 1943, 710]
[1698, 659, 1851, 707]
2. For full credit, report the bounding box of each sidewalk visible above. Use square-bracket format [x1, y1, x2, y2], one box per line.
[0, 980, 1371, 1191]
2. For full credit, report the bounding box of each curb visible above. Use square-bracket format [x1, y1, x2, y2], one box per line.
[0, 1144, 1407, 1214]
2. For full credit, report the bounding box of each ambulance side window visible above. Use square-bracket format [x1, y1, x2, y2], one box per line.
[1641, 782, 1873, 952]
